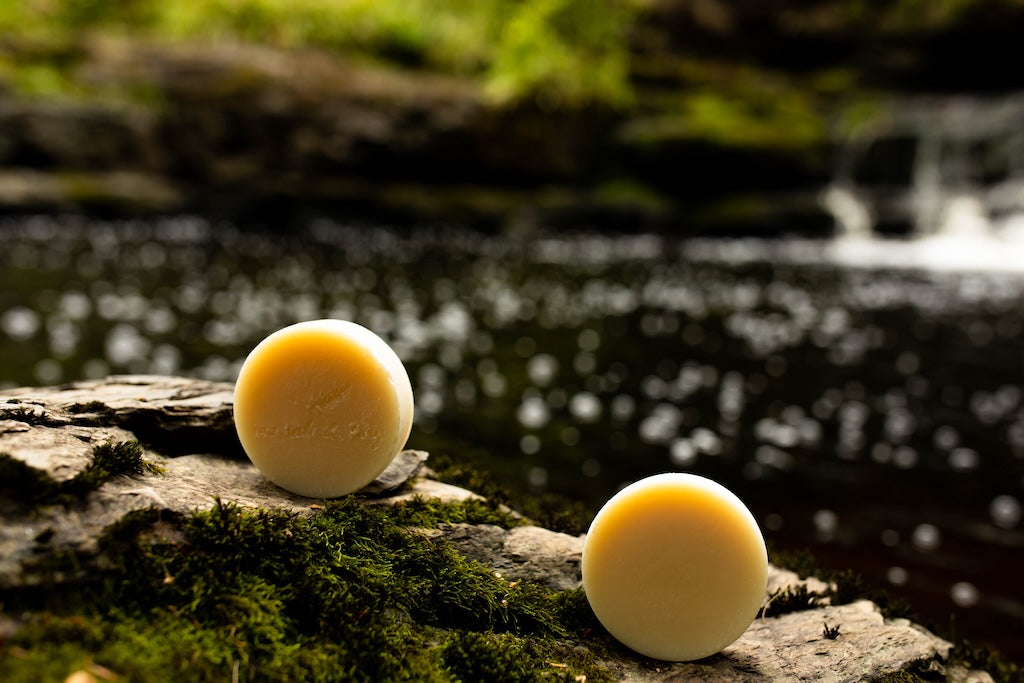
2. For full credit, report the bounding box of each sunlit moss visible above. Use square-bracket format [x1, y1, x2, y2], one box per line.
[440, 630, 609, 683]
[0, 497, 612, 682]
[0, 0, 638, 106]
[1, 62, 77, 98]
[0, 35, 161, 105]
[484, 0, 636, 108]
[82, 440, 164, 479]
[377, 495, 525, 530]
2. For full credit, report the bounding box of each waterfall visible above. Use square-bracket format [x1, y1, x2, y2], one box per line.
[823, 93, 1024, 242]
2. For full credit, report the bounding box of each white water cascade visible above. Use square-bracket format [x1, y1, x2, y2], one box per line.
[822, 93, 1024, 271]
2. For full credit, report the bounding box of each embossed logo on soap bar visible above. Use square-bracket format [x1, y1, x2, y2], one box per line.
[256, 420, 381, 443]
[305, 383, 353, 415]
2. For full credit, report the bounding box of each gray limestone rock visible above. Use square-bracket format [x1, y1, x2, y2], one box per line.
[0, 376, 433, 586]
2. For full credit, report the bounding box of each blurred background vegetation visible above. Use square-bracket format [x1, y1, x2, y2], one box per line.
[3, 0, 1022, 111]
[4, 0, 1024, 228]
[0, 0, 636, 106]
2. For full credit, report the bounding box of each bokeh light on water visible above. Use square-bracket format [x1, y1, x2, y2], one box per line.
[2, 215, 1024, 658]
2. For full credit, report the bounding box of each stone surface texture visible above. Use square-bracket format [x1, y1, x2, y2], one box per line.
[0, 376, 993, 682]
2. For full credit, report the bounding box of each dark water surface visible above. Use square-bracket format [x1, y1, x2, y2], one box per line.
[2, 216, 1023, 661]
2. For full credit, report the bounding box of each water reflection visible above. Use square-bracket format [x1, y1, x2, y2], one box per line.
[1, 215, 1024, 659]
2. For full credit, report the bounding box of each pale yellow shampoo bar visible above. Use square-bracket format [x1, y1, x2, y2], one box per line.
[582, 473, 767, 661]
[233, 319, 414, 498]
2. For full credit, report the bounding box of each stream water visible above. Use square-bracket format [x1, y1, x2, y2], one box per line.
[3, 93, 1024, 663]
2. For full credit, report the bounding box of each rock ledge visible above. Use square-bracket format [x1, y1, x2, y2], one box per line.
[0, 376, 993, 682]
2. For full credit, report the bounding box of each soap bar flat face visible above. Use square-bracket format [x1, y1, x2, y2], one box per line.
[581, 473, 767, 661]
[233, 320, 414, 498]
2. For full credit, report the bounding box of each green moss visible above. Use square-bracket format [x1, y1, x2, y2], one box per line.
[768, 544, 915, 621]
[58, 440, 164, 501]
[0, 452, 59, 502]
[822, 568, 913, 621]
[440, 630, 609, 682]
[758, 584, 826, 618]
[429, 453, 595, 535]
[871, 670, 935, 683]
[0, 404, 58, 426]
[441, 631, 539, 682]
[65, 401, 116, 427]
[1, 497, 611, 682]
[84, 440, 163, 478]
[67, 400, 113, 414]
[379, 495, 525, 530]
[767, 545, 822, 580]
[868, 656, 957, 683]
[0, 440, 161, 507]
[949, 641, 1024, 683]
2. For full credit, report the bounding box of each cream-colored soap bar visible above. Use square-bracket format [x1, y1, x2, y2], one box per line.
[582, 473, 767, 661]
[233, 319, 414, 498]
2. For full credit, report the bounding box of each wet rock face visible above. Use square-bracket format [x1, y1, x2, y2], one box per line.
[0, 376, 992, 682]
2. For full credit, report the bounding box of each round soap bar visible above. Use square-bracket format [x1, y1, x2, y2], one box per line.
[233, 319, 414, 498]
[581, 473, 767, 661]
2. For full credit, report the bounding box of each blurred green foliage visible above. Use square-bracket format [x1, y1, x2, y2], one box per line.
[0, 0, 638, 107]
[484, 0, 634, 107]
[3, 0, 1022, 163]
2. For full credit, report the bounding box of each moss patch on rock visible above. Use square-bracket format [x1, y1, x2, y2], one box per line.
[428, 453, 595, 536]
[0, 440, 161, 507]
[0, 497, 612, 682]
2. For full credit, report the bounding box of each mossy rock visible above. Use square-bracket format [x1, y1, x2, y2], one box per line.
[0, 376, 1001, 682]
